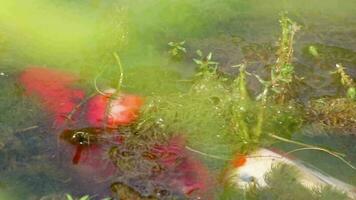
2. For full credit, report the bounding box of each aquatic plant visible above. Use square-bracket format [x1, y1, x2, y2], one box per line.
[66, 194, 90, 200]
[65, 194, 111, 200]
[111, 182, 157, 200]
[306, 98, 356, 133]
[229, 64, 258, 145]
[130, 15, 305, 161]
[270, 13, 300, 104]
[331, 64, 355, 100]
[168, 41, 186, 61]
[217, 14, 303, 153]
[226, 60, 302, 151]
[304, 64, 356, 133]
[2, 1, 355, 197]
[134, 72, 233, 159]
[308, 45, 320, 58]
[193, 50, 219, 75]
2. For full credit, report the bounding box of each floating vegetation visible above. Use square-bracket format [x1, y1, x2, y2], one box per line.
[306, 98, 356, 133]
[305, 64, 356, 133]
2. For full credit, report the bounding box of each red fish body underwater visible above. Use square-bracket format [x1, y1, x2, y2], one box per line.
[19, 67, 85, 125]
[19, 66, 143, 178]
[19, 67, 143, 128]
[19, 66, 211, 198]
[85, 89, 143, 128]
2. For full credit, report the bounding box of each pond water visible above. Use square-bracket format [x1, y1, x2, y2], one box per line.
[0, 0, 355, 200]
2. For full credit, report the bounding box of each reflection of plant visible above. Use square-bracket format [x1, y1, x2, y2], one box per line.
[331, 64, 355, 100]
[168, 40, 186, 60]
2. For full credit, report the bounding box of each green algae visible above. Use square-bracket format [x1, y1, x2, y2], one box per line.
[0, 0, 127, 71]
[136, 75, 235, 160]
[133, 36, 303, 163]
[123, 65, 190, 96]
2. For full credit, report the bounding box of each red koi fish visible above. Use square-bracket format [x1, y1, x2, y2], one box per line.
[19, 67, 214, 198]
[19, 67, 85, 125]
[19, 67, 143, 128]
[85, 89, 143, 128]
[19, 67, 143, 175]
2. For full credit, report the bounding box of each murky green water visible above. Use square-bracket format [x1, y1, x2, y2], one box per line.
[0, 0, 355, 199]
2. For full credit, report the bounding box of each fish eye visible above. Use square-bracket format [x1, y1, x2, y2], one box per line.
[71, 131, 90, 145]
[240, 173, 255, 183]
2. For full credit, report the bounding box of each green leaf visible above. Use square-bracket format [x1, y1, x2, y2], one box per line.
[207, 52, 212, 61]
[347, 87, 356, 100]
[79, 195, 90, 200]
[308, 45, 319, 57]
[208, 61, 218, 65]
[196, 49, 203, 57]
[193, 59, 202, 65]
[66, 194, 74, 200]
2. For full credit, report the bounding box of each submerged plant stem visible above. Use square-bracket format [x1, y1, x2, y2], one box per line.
[269, 134, 356, 170]
[285, 147, 356, 170]
[254, 104, 265, 140]
[15, 125, 39, 133]
[94, 71, 109, 96]
[63, 92, 96, 124]
[185, 145, 230, 161]
[113, 52, 124, 93]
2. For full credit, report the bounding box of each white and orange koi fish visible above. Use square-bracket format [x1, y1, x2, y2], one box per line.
[227, 148, 356, 199]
